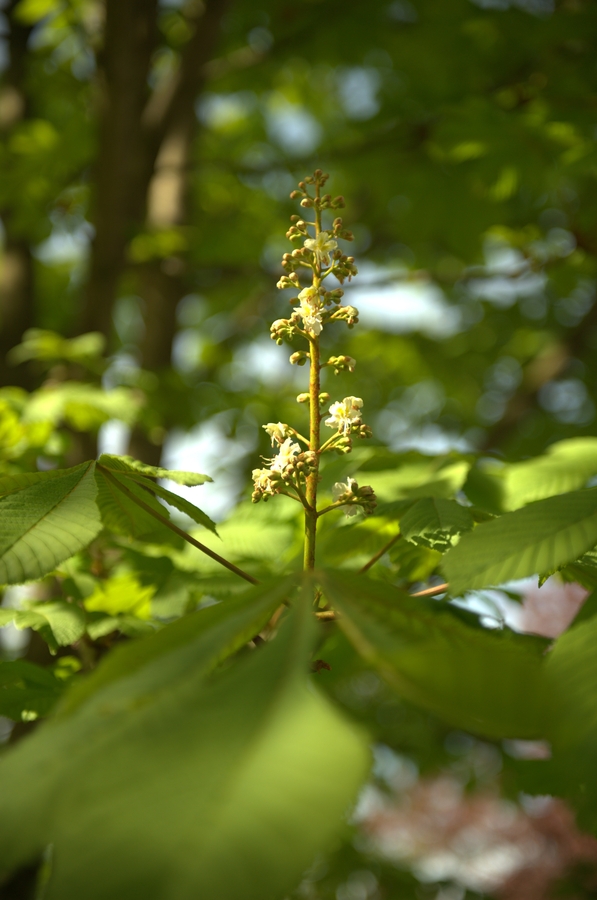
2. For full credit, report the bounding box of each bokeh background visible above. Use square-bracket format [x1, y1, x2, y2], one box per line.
[2, 0, 597, 896]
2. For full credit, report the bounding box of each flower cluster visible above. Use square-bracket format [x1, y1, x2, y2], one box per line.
[332, 478, 377, 517]
[252, 431, 317, 503]
[253, 169, 376, 526]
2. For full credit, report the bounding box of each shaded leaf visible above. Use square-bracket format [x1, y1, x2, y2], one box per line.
[542, 613, 597, 832]
[321, 570, 548, 740]
[0, 582, 369, 900]
[94, 467, 177, 543]
[0, 659, 64, 721]
[123, 472, 217, 535]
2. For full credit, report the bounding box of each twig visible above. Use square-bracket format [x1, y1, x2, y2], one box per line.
[410, 582, 449, 597]
[358, 533, 401, 573]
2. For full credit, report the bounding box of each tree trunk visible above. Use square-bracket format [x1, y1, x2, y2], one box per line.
[80, 0, 159, 338]
[0, 2, 35, 388]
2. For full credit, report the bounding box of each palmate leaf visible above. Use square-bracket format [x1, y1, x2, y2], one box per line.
[399, 497, 474, 550]
[442, 487, 597, 595]
[0, 462, 102, 585]
[321, 570, 548, 740]
[0, 580, 368, 900]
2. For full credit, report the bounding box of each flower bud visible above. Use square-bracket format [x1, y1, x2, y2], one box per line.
[300, 198, 314, 208]
[331, 196, 345, 209]
[318, 392, 330, 405]
[359, 424, 373, 439]
[289, 351, 308, 366]
[297, 393, 309, 403]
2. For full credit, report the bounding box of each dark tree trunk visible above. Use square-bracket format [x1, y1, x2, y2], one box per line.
[0, 2, 35, 388]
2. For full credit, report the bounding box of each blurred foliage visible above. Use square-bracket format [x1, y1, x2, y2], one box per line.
[2, 0, 597, 897]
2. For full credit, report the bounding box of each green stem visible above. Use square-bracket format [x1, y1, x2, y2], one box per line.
[303, 334, 320, 570]
[303, 179, 322, 571]
[358, 532, 401, 574]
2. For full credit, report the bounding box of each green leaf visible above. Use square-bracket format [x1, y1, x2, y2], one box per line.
[14, 601, 86, 652]
[321, 570, 548, 739]
[0, 660, 64, 721]
[558, 548, 597, 590]
[464, 439, 597, 515]
[0, 462, 102, 585]
[443, 488, 597, 595]
[368, 457, 470, 503]
[98, 454, 212, 486]
[121, 472, 218, 535]
[0, 582, 369, 900]
[83, 573, 154, 619]
[8, 329, 106, 370]
[94, 467, 177, 542]
[503, 438, 597, 510]
[542, 614, 597, 831]
[399, 497, 474, 550]
[24, 385, 141, 429]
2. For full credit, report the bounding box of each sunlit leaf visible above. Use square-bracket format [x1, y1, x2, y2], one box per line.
[0, 462, 102, 585]
[399, 497, 474, 550]
[443, 488, 597, 595]
[98, 454, 212, 486]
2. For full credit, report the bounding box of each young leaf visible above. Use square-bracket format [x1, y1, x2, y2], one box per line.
[0, 582, 369, 900]
[321, 570, 548, 740]
[399, 497, 474, 550]
[0, 660, 64, 721]
[83, 573, 154, 619]
[0, 461, 102, 585]
[443, 488, 597, 595]
[98, 453, 212, 486]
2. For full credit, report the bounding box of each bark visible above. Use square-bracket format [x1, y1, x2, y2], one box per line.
[0, 3, 35, 388]
[80, 0, 159, 337]
[128, 0, 231, 464]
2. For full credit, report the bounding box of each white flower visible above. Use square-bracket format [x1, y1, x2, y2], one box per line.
[293, 287, 324, 336]
[332, 478, 359, 516]
[325, 396, 363, 434]
[270, 437, 301, 472]
[263, 422, 288, 446]
[252, 468, 277, 495]
[304, 231, 338, 265]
